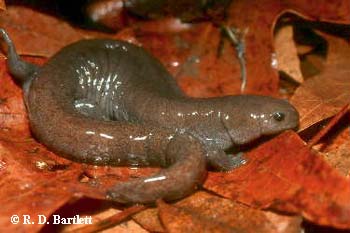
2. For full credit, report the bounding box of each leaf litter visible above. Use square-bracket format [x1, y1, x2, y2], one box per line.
[0, 0, 350, 232]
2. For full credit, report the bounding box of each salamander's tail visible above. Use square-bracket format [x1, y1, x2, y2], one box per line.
[106, 134, 207, 204]
[0, 28, 39, 84]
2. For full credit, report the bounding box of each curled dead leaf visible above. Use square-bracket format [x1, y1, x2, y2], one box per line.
[291, 31, 350, 131]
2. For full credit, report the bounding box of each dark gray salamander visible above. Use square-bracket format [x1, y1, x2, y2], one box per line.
[0, 29, 299, 204]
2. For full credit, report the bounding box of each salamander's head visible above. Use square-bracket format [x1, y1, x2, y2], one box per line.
[253, 96, 299, 134]
[223, 95, 299, 145]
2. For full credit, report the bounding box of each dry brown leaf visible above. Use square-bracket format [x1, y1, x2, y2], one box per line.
[133, 208, 165, 232]
[157, 199, 241, 233]
[62, 207, 148, 233]
[320, 131, 350, 177]
[291, 32, 350, 131]
[313, 114, 350, 176]
[274, 25, 303, 83]
[0, 1, 5, 11]
[135, 191, 301, 233]
[161, 192, 302, 233]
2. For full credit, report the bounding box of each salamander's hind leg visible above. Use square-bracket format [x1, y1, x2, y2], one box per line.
[106, 134, 207, 204]
[206, 149, 247, 171]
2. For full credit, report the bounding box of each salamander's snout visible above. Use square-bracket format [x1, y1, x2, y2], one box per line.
[259, 98, 299, 135]
[272, 104, 299, 129]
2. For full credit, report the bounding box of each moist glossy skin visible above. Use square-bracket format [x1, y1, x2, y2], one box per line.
[1, 30, 299, 204]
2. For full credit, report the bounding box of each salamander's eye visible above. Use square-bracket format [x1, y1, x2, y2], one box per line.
[273, 112, 285, 121]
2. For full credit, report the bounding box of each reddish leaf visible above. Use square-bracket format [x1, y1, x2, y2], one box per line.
[138, 22, 245, 97]
[205, 131, 350, 229]
[0, 6, 113, 57]
[0, 133, 83, 232]
[0, 66, 28, 133]
[85, 0, 129, 31]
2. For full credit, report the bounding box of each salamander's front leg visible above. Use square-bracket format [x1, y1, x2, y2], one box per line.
[206, 149, 247, 171]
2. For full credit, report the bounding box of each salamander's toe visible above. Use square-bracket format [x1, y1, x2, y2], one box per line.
[207, 150, 247, 171]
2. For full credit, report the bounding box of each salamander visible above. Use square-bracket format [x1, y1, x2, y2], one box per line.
[0, 29, 299, 204]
